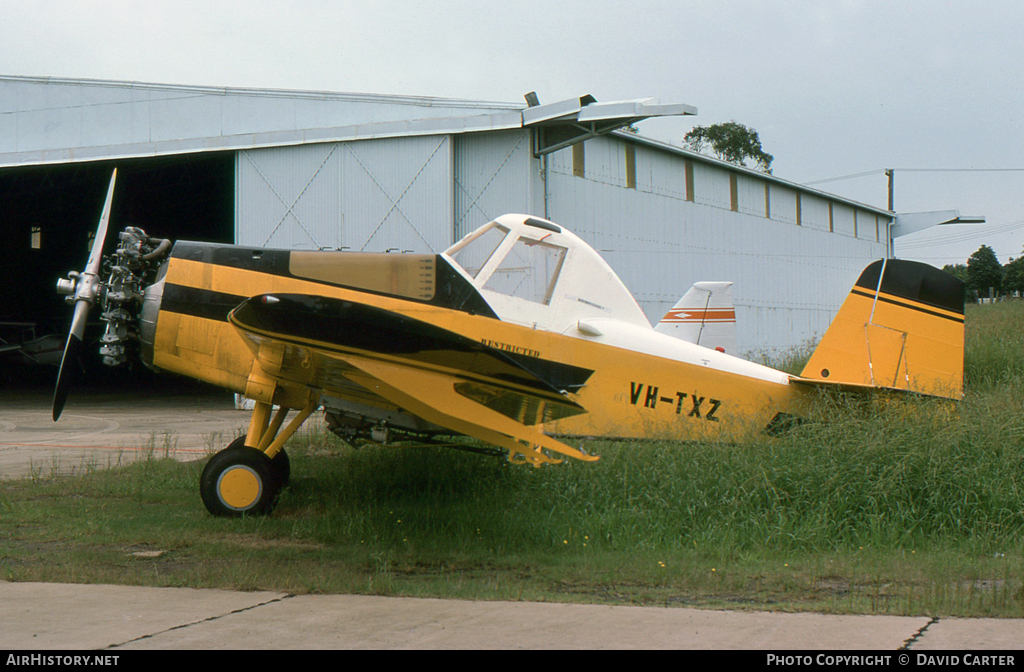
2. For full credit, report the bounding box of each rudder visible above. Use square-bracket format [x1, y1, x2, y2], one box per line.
[797, 259, 965, 399]
[654, 281, 736, 354]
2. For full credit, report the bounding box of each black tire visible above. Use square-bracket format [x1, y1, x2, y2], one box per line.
[224, 436, 290, 487]
[200, 445, 280, 517]
[270, 448, 290, 487]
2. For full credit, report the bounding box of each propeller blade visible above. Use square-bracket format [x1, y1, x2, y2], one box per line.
[86, 168, 117, 276]
[52, 169, 118, 422]
[52, 309, 86, 421]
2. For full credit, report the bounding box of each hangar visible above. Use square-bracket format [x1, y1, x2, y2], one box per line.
[0, 75, 904, 386]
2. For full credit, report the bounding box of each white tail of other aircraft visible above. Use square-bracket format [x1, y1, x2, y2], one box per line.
[654, 281, 736, 354]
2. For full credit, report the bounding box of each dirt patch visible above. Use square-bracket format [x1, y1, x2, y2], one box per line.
[212, 534, 326, 551]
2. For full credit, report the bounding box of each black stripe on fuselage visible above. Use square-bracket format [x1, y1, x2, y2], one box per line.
[161, 284, 247, 322]
[169, 242, 497, 318]
[230, 294, 594, 396]
[849, 287, 965, 323]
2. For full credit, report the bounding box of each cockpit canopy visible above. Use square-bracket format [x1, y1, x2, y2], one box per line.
[444, 214, 650, 332]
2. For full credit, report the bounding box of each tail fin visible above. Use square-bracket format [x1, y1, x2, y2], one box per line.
[795, 259, 965, 399]
[654, 281, 736, 354]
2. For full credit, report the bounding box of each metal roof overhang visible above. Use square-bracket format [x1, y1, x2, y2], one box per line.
[891, 210, 986, 238]
[523, 95, 698, 156]
[0, 75, 696, 169]
[0, 101, 696, 167]
[0, 112, 529, 168]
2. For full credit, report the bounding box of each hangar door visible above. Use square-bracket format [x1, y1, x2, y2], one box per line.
[236, 135, 453, 252]
[453, 130, 533, 240]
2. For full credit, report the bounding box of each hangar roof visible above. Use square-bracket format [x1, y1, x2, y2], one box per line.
[0, 75, 691, 168]
[0, 75, 889, 218]
[616, 131, 894, 218]
[0, 75, 524, 167]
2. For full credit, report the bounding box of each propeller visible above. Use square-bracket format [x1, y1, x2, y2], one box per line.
[52, 168, 117, 421]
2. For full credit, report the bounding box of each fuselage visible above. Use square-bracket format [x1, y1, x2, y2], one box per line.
[141, 236, 808, 444]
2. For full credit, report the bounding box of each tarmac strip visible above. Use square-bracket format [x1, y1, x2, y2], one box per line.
[2, 580, 1022, 650]
[0, 392, 245, 480]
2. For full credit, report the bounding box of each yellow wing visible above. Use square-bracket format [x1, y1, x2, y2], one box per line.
[227, 293, 599, 466]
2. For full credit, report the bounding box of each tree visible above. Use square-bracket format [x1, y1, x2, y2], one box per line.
[941, 263, 969, 285]
[1003, 254, 1024, 295]
[683, 121, 773, 173]
[967, 245, 1003, 298]
[942, 263, 973, 301]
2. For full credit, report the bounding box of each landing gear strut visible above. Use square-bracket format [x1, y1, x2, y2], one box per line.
[200, 399, 316, 517]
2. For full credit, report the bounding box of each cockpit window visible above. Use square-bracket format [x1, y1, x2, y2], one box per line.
[483, 236, 566, 305]
[448, 224, 509, 278]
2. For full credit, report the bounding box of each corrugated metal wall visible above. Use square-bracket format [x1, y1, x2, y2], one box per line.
[3, 76, 899, 359]
[452, 130, 535, 239]
[236, 135, 453, 252]
[236, 130, 889, 357]
[543, 135, 888, 356]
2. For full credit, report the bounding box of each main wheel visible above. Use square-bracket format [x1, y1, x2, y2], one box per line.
[224, 436, 290, 487]
[270, 448, 290, 487]
[200, 445, 281, 517]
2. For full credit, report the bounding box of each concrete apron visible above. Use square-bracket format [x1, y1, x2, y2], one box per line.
[0, 390, 250, 480]
[2, 581, 1023, 650]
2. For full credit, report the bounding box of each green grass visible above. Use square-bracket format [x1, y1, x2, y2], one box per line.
[2, 301, 1024, 616]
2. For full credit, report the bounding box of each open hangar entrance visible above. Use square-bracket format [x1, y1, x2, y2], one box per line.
[0, 152, 235, 389]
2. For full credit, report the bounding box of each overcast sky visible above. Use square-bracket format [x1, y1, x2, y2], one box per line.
[2, 0, 1022, 266]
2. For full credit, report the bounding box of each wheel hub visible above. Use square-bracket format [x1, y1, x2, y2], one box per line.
[217, 466, 262, 510]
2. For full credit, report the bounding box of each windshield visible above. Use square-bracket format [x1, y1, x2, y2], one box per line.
[448, 224, 509, 278]
[483, 236, 566, 305]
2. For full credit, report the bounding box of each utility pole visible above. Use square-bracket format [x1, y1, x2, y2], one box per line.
[885, 169, 894, 211]
[885, 169, 895, 258]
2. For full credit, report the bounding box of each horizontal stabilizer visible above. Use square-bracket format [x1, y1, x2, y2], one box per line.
[654, 281, 736, 354]
[798, 259, 964, 399]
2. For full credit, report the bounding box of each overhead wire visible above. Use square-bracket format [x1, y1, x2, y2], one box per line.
[804, 167, 1024, 258]
[806, 167, 1024, 185]
[892, 168, 1024, 173]
[804, 169, 886, 185]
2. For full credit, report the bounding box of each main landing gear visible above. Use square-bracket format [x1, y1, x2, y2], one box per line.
[200, 399, 315, 517]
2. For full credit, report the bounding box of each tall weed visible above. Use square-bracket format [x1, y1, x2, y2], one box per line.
[279, 302, 1024, 558]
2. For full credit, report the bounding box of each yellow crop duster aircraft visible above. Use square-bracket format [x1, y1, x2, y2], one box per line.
[53, 170, 965, 516]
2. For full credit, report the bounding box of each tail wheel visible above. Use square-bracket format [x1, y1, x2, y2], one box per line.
[200, 445, 280, 517]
